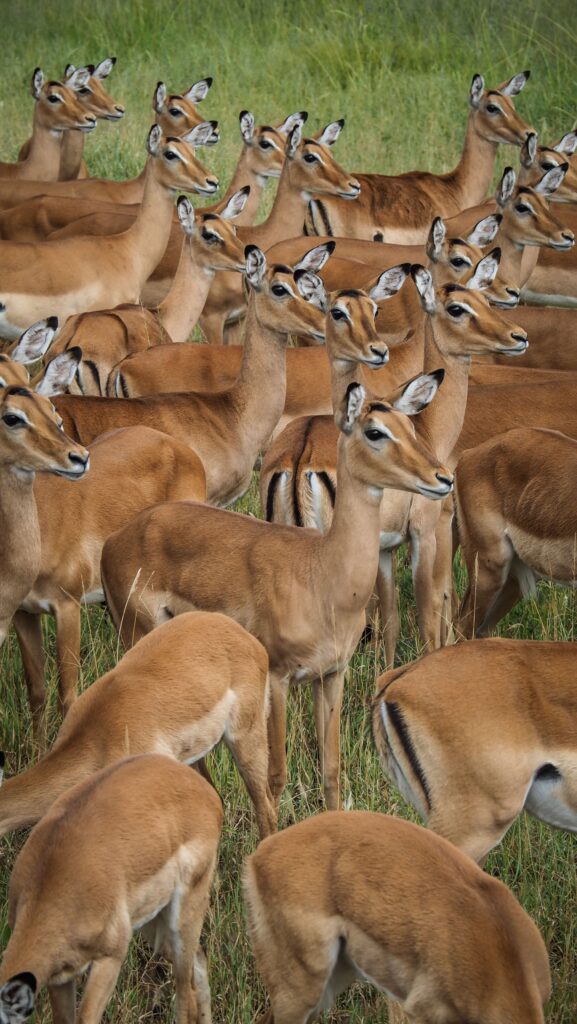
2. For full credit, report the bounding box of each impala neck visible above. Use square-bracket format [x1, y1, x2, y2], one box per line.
[449, 112, 499, 208]
[59, 130, 85, 180]
[158, 242, 216, 342]
[124, 161, 177, 283]
[330, 358, 359, 411]
[0, 467, 40, 610]
[229, 300, 288, 448]
[218, 146, 268, 226]
[418, 316, 471, 464]
[320, 437, 383, 608]
[497, 228, 540, 287]
[249, 159, 308, 247]
[23, 116, 64, 181]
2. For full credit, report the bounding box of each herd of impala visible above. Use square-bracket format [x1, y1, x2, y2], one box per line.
[0, 56, 575, 1024]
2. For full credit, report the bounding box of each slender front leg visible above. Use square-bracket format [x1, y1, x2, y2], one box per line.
[48, 978, 77, 1023]
[267, 673, 289, 810]
[13, 609, 47, 744]
[410, 499, 444, 653]
[55, 598, 82, 717]
[375, 549, 400, 668]
[432, 497, 455, 647]
[313, 670, 344, 810]
[77, 956, 123, 1024]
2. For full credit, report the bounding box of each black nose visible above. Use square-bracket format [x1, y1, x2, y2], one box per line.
[115, 105, 125, 114]
[68, 451, 88, 467]
[436, 473, 454, 489]
[506, 288, 520, 298]
[369, 345, 388, 362]
[562, 232, 575, 244]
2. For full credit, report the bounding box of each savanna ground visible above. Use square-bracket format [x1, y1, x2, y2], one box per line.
[1, 0, 576, 1019]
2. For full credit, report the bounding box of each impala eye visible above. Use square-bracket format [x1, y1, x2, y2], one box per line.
[202, 229, 219, 244]
[169, 107, 183, 116]
[365, 428, 386, 441]
[541, 161, 555, 170]
[515, 203, 531, 214]
[303, 152, 319, 164]
[486, 103, 500, 114]
[450, 257, 467, 268]
[77, 87, 91, 96]
[3, 413, 24, 427]
[47, 94, 62, 104]
[330, 308, 347, 321]
[164, 150, 177, 161]
[447, 304, 465, 318]
[259, 139, 273, 149]
[272, 284, 289, 297]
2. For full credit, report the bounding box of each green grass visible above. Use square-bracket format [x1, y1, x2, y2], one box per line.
[1, 0, 577, 1020]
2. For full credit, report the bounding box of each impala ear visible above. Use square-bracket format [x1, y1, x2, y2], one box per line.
[277, 110, 308, 135]
[37, 349, 82, 397]
[176, 195, 196, 236]
[317, 119, 344, 146]
[245, 245, 267, 290]
[426, 217, 446, 262]
[554, 131, 577, 156]
[469, 73, 484, 110]
[499, 69, 530, 97]
[286, 122, 302, 160]
[239, 110, 255, 144]
[336, 382, 365, 435]
[294, 269, 327, 310]
[520, 132, 538, 168]
[67, 66, 91, 92]
[534, 162, 568, 196]
[369, 263, 410, 302]
[411, 265, 436, 314]
[10, 317, 59, 364]
[220, 186, 250, 220]
[64, 63, 75, 78]
[182, 120, 219, 147]
[147, 123, 162, 156]
[496, 167, 516, 207]
[392, 370, 444, 415]
[465, 213, 502, 247]
[294, 241, 335, 273]
[0, 972, 37, 1020]
[466, 248, 501, 290]
[183, 77, 213, 102]
[93, 57, 116, 79]
[153, 81, 166, 114]
[31, 67, 44, 99]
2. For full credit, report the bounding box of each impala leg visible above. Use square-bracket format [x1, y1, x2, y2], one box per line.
[168, 869, 214, 1024]
[457, 546, 514, 638]
[48, 978, 77, 1023]
[478, 573, 523, 634]
[433, 497, 455, 647]
[313, 670, 344, 810]
[410, 508, 442, 653]
[13, 609, 47, 744]
[199, 311, 226, 345]
[375, 550, 400, 668]
[267, 673, 289, 810]
[54, 599, 82, 718]
[77, 955, 124, 1024]
[227, 713, 277, 840]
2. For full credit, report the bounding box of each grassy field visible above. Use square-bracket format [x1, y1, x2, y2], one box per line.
[1, 0, 577, 1020]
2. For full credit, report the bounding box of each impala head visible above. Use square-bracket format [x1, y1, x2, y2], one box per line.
[176, 191, 247, 272]
[244, 243, 330, 341]
[0, 972, 36, 1023]
[153, 78, 218, 142]
[146, 123, 219, 196]
[335, 379, 453, 499]
[4, 317, 79, 397]
[63, 57, 124, 121]
[426, 216, 519, 308]
[31, 67, 97, 134]
[518, 131, 577, 203]
[412, 263, 529, 357]
[238, 110, 307, 183]
[0, 386, 89, 480]
[469, 70, 534, 146]
[284, 118, 361, 201]
[327, 264, 412, 368]
[496, 166, 575, 251]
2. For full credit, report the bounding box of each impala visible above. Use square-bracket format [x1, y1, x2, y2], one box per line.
[0, 612, 275, 839]
[0, 67, 96, 182]
[0, 755, 222, 1024]
[100, 355, 451, 812]
[13, 424, 206, 729]
[17, 58, 125, 180]
[372, 638, 577, 863]
[456, 427, 577, 636]
[37, 190, 248, 396]
[0, 386, 88, 656]
[0, 121, 218, 337]
[243, 810, 550, 1024]
[52, 244, 331, 506]
[0, 317, 80, 397]
[305, 70, 533, 242]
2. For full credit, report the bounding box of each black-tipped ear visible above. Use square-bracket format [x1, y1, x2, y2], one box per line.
[46, 315, 59, 331]
[0, 751, 4, 769]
